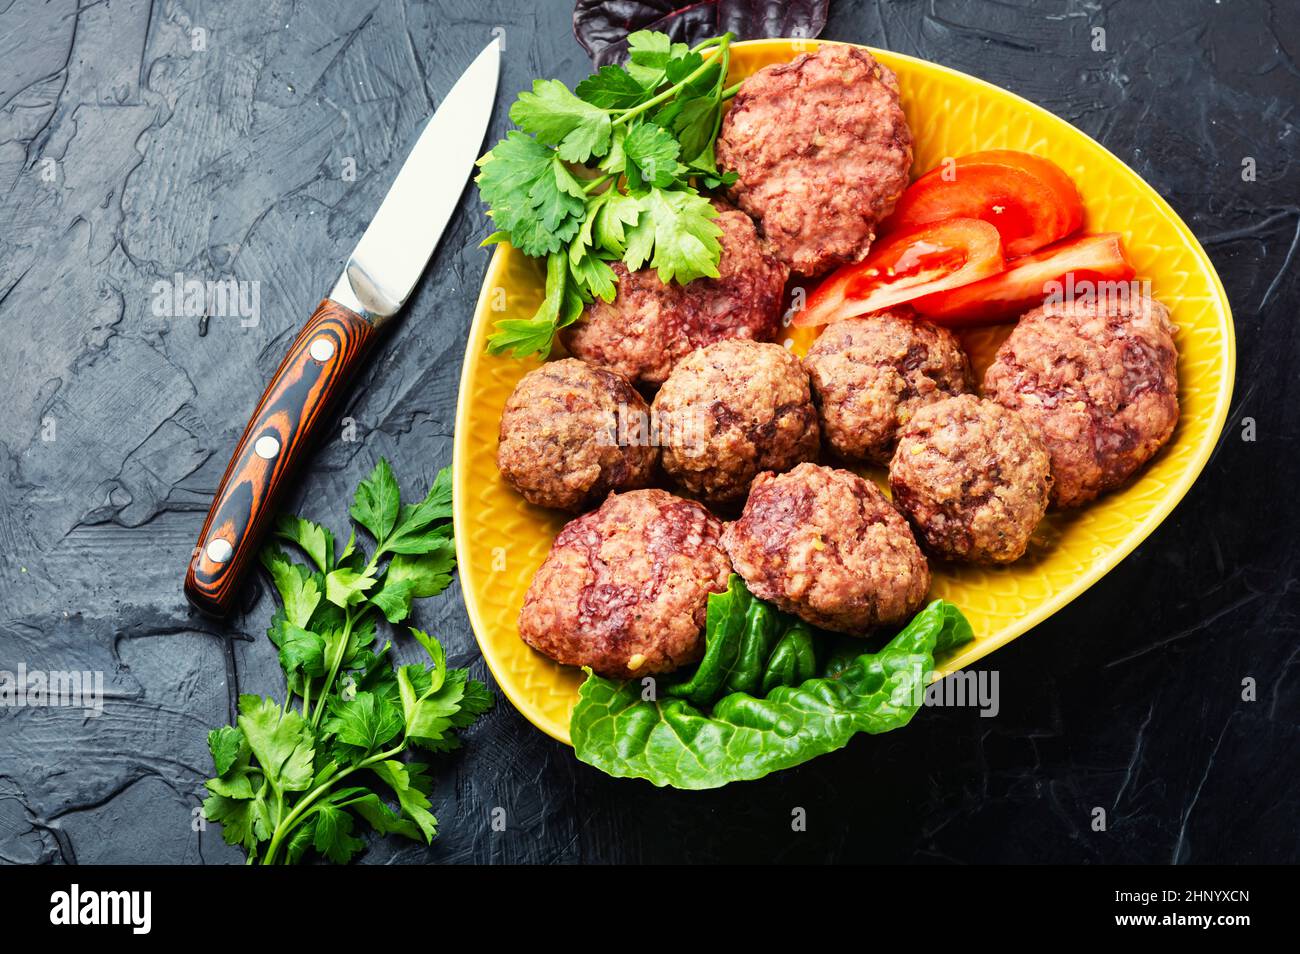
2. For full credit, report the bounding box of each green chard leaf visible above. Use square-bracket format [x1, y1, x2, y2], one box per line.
[664, 580, 751, 707]
[759, 622, 820, 696]
[726, 593, 785, 695]
[571, 579, 975, 790]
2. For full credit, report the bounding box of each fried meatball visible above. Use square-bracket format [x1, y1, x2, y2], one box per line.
[723, 463, 929, 634]
[803, 309, 972, 465]
[652, 339, 819, 505]
[518, 489, 732, 677]
[889, 394, 1052, 564]
[560, 206, 788, 386]
[716, 44, 912, 276]
[497, 358, 656, 512]
[983, 296, 1179, 509]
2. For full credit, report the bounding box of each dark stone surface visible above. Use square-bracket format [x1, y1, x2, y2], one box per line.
[0, 0, 1295, 865]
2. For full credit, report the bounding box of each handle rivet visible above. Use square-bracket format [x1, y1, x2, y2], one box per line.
[254, 435, 281, 459]
[309, 337, 335, 362]
[206, 538, 234, 564]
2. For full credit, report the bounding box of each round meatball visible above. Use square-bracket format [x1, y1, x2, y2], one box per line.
[517, 489, 732, 677]
[889, 394, 1052, 564]
[723, 463, 929, 634]
[497, 358, 656, 512]
[716, 44, 912, 276]
[652, 339, 819, 505]
[983, 296, 1179, 509]
[803, 309, 972, 464]
[560, 206, 788, 386]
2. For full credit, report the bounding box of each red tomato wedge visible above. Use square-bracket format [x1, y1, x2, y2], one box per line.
[884, 151, 1084, 257]
[796, 218, 1004, 327]
[913, 232, 1135, 325]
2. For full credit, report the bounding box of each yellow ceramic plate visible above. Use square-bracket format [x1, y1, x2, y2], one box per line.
[453, 40, 1235, 746]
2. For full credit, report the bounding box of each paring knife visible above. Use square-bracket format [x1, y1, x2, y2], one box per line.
[184, 39, 501, 616]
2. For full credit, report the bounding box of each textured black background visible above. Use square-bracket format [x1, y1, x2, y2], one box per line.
[0, 0, 1296, 865]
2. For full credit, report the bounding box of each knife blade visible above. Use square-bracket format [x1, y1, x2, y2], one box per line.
[185, 38, 501, 617]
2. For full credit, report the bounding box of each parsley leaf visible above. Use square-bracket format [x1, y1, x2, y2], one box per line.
[312, 803, 366, 864]
[575, 64, 649, 109]
[509, 78, 612, 162]
[642, 187, 724, 283]
[623, 122, 682, 190]
[260, 550, 321, 628]
[324, 690, 404, 752]
[201, 462, 492, 864]
[476, 132, 584, 256]
[475, 30, 740, 359]
[324, 565, 378, 608]
[207, 725, 246, 777]
[350, 458, 400, 544]
[237, 695, 315, 793]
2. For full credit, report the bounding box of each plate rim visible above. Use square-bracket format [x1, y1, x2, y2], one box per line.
[453, 39, 1237, 746]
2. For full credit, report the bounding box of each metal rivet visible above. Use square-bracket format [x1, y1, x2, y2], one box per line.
[254, 435, 281, 459]
[206, 538, 234, 564]
[309, 337, 335, 362]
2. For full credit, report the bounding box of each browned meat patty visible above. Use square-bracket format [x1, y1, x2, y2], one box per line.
[983, 296, 1179, 509]
[889, 394, 1052, 564]
[517, 488, 732, 677]
[652, 339, 819, 505]
[723, 462, 929, 634]
[497, 358, 656, 512]
[803, 309, 972, 465]
[716, 44, 912, 277]
[560, 206, 788, 386]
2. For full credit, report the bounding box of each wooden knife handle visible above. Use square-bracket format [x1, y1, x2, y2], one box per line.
[185, 299, 378, 616]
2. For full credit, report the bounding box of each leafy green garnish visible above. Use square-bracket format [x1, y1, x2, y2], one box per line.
[201, 460, 493, 864]
[475, 30, 740, 358]
[570, 577, 973, 789]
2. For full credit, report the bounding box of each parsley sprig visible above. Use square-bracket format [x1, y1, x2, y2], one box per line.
[201, 461, 493, 865]
[476, 31, 740, 358]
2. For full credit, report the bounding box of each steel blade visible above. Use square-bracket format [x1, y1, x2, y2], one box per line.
[331, 38, 501, 320]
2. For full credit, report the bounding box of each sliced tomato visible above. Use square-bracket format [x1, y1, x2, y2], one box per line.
[884, 150, 1084, 257]
[913, 232, 1135, 325]
[796, 218, 1004, 327]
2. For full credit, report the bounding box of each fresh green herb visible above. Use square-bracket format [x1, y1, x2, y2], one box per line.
[570, 576, 973, 789]
[201, 461, 492, 864]
[475, 30, 741, 358]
